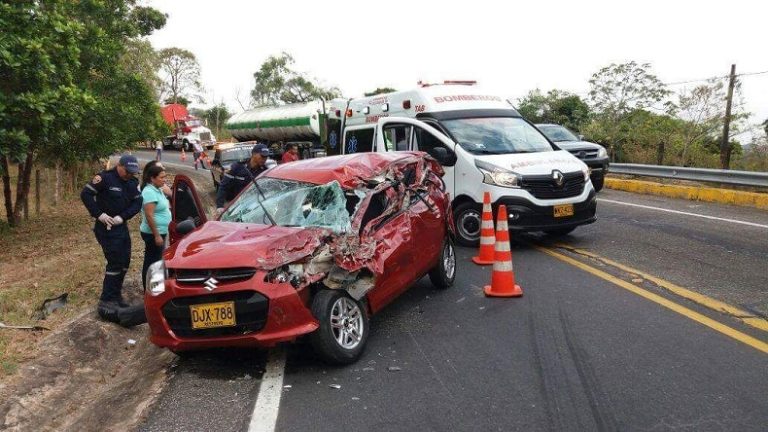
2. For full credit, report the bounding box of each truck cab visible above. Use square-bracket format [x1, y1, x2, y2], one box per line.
[340, 82, 597, 246]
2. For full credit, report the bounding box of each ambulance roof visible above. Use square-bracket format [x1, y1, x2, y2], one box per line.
[343, 83, 519, 127]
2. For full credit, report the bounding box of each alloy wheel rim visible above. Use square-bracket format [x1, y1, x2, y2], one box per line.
[330, 297, 364, 350]
[444, 242, 456, 280]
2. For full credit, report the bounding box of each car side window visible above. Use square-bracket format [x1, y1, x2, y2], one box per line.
[344, 128, 374, 153]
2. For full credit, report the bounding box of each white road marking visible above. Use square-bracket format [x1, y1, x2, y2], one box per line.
[599, 198, 768, 229]
[248, 349, 286, 432]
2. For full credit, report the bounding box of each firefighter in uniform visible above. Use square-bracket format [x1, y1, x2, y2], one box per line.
[80, 154, 143, 320]
[215, 143, 270, 214]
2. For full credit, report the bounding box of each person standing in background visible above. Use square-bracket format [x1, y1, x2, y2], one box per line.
[281, 143, 300, 163]
[192, 140, 207, 170]
[139, 163, 172, 291]
[155, 140, 163, 161]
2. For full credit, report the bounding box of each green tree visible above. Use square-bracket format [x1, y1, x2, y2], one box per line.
[0, 0, 165, 226]
[251, 52, 341, 106]
[516, 89, 591, 131]
[121, 39, 162, 98]
[158, 47, 203, 105]
[587, 62, 671, 161]
[204, 104, 231, 138]
[364, 87, 397, 97]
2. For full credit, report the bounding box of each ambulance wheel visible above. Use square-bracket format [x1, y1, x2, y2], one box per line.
[310, 290, 369, 365]
[454, 202, 482, 247]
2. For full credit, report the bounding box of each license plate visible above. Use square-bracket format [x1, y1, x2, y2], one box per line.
[553, 204, 574, 218]
[190, 301, 236, 329]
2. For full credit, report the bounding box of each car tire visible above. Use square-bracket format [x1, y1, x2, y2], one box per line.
[592, 175, 604, 192]
[309, 290, 369, 365]
[183, 140, 191, 152]
[428, 236, 456, 289]
[544, 227, 576, 236]
[453, 201, 483, 247]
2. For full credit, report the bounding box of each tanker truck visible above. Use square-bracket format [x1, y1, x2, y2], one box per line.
[226, 100, 347, 160]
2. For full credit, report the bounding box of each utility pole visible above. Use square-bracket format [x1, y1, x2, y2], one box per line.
[720, 64, 736, 169]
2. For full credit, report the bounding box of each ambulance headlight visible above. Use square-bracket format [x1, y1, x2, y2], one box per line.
[475, 160, 520, 188]
[147, 260, 166, 296]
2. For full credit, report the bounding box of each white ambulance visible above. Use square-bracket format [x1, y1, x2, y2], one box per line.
[337, 81, 597, 246]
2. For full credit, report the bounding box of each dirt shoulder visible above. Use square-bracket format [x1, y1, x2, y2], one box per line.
[0, 161, 214, 431]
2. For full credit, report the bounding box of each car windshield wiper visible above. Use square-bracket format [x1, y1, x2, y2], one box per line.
[243, 167, 276, 226]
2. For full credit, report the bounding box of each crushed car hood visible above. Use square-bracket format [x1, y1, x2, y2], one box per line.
[164, 222, 331, 271]
[474, 150, 586, 175]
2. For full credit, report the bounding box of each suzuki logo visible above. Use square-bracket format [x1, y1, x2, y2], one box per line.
[552, 170, 565, 187]
[203, 277, 219, 291]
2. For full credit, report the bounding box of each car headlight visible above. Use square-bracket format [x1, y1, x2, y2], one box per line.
[582, 166, 591, 182]
[147, 260, 166, 296]
[475, 160, 520, 188]
[597, 146, 607, 158]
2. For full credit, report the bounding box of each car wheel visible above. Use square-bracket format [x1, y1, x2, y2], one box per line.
[453, 201, 482, 247]
[183, 140, 191, 152]
[544, 227, 576, 236]
[591, 175, 604, 192]
[429, 236, 456, 289]
[310, 290, 369, 365]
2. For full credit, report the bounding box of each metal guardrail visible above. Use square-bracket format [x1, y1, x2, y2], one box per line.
[610, 163, 768, 188]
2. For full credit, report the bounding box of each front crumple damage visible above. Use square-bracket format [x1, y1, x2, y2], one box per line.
[261, 152, 448, 300]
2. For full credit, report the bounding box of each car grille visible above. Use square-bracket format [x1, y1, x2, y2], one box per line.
[567, 149, 599, 160]
[161, 291, 269, 338]
[521, 172, 585, 199]
[199, 132, 212, 142]
[171, 268, 257, 285]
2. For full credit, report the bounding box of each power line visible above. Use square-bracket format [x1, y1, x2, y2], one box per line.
[664, 69, 768, 86]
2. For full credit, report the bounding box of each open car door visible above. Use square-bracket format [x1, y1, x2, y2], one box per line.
[169, 175, 207, 244]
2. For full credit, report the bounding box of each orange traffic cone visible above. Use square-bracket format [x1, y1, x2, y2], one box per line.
[180, 148, 187, 161]
[484, 205, 523, 298]
[472, 192, 495, 265]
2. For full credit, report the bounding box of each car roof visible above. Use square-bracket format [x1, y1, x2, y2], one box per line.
[265, 152, 425, 189]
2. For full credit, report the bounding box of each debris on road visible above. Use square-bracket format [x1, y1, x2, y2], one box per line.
[329, 384, 341, 389]
[387, 366, 402, 372]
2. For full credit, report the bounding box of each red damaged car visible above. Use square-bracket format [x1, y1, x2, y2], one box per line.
[144, 152, 455, 364]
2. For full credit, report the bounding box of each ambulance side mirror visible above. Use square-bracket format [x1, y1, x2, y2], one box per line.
[429, 147, 456, 166]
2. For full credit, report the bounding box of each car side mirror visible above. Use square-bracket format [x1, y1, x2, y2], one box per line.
[176, 219, 196, 237]
[428, 147, 457, 166]
[578, 134, 585, 141]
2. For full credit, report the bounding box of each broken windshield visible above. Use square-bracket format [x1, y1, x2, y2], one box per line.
[220, 178, 352, 233]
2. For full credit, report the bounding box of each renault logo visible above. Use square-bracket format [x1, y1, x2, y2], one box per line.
[203, 277, 219, 291]
[552, 170, 564, 187]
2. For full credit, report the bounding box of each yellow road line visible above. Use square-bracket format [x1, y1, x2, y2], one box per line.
[535, 246, 768, 355]
[553, 244, 768, 333]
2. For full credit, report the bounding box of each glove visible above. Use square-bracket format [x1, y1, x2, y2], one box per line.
[112, 215, 124, 226]
[98, 213, 114, 227]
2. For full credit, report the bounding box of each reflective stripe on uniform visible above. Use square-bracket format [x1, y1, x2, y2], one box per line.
[233, 176, 246, 181]
[85, 184, 97, 192]
[105, 271, 122, 276]
[493, 260, 514, 272]
[223, 173, 235, 179]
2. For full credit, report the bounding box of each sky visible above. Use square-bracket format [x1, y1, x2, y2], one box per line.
[145, 0, 768, 141]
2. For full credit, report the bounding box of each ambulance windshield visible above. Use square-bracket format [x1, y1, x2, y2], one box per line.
[442, 117, 554, 155]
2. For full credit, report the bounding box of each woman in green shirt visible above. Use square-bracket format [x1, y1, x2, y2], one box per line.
[140, 163, 172, 290]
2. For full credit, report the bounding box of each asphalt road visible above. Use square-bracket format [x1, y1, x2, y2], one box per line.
[133, 150, 768, 431]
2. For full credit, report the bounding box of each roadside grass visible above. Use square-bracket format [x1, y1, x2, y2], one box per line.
[0, 176, 147, 381]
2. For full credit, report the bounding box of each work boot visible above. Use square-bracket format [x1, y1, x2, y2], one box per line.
[97, 300, 120, 323]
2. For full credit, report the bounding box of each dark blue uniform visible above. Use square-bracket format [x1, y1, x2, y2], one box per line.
[81, 169, 143, 303]
[215, 161, 267, 207]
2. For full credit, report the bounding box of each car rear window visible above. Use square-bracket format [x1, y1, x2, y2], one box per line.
[221, 146, 253, 163]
